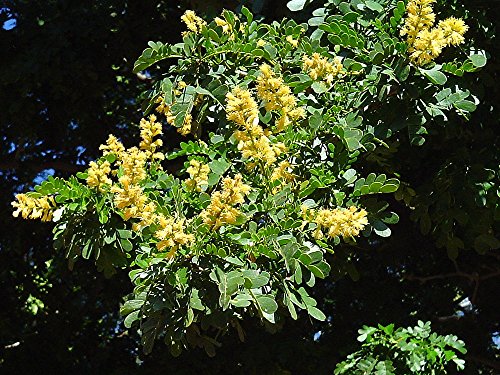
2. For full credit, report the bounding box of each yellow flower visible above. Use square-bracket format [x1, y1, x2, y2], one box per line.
[225, 87, 287, 166]
[185, 159, 210, 192]
[270, 160, 295, 182]
[119, 147, 148, 185]
[400, 0, 436, 45]
[181, 10, 206, 34]
[225, 87, 259, 128]
[256, 39, 266, 47]
[99, 134, 125, 158]
[410, 27, 446, 66]
[86, 160, 112, 191]
[286, 35, 299, 48]
[306, 206, 368, 240]
[214, 16, 231, 34]
[139, 115, 164, 160]
[302, 53, 343, 84]
[155, 215, 194, 257]
[438, 17, 468, 46]
[256, 64, 304, 132]
[401, 0, 468, 66]
[201, 174, 250, 229]
[179, 113, 194, 136]
[12, 194, 56, 222]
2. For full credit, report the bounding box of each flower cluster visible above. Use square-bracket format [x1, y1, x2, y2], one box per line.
[86, 161, 112, 192]
[302, 206, 368, 240]
[12, 194, 56, 222]
[302, 53, 343, 85]
[181, 10, 206, 35]
[401, 0, 468, 66]
[201, 174, 251, 230]
[139, 115, 164, 160]
[226, 87, 286, 167]
[154, 216, 195, 256]
[155, 95, 194, 137]
[256, 64, 305, 132]
[185, 159, 210, 192]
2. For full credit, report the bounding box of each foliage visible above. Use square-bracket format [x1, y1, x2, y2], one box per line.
[335, 321, 467, 374]
[1, 2, 498, 373]
[9, 0, 488, 359]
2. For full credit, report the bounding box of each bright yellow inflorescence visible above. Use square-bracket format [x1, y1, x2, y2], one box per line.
[226, 87, 287, 167]
[12, 194, 56, 222]
[401, 0, 468, 66]
[181, 10, 206, 35]
[185, 159, 210, 192]
[201, 174, 251, 230]
[154, 216, 195, 256]
[256, 64, 305, 132]
[303, 53, 343, 85]
[86, 160, 112, 192]
[99, 134, 125, 157]
[303, 206, 368, 240]
[139, 115, 164, 161]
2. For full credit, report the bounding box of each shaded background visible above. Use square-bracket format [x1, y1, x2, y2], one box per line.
[0, 1, 499, 373]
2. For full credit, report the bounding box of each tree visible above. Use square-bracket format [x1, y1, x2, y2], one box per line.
[1, 1, 499, 374]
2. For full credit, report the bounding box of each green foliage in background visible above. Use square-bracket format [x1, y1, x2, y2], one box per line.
[335, 321, 466, 374]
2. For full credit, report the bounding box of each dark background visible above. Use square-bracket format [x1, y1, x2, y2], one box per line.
[1, 1, 499, 373]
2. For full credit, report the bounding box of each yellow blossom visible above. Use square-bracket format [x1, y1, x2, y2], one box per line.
[438, 17, 468, 46]
[185, 159, 210, 192]
[139, 115, 164, 160]
[225, 87, 259, 128]
[400, 0, 436, 45]
[155, 215, 194, 256]
[119, 147, 148, 184]
[86, 160, 112, 191]
[302, 53, 343, 84]
[99, 134, 125, 158]
[177, 113, 193, 136]
[214, 16, 231, 34]
[256, 39, 266, 47]
[401, 0, 468, 66]
[256, 64, 304, 132]
[181, 10, 206, 34]
[201, 174, 251, 229]
[226, 87, 286, 165]
[12, 194, 56, 222]
[270, 160, 295, 183]
[305, 206, 368, 240]
[410, 27, 446, 66]
[286, 35, 299, 48]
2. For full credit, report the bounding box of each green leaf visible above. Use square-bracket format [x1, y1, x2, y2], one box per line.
[120, 238, 133, 252]
[287, 0, 308, 11]
[209, 158, 231, 176]
[255, 295, 278, 315]
[454, 100, 476, 112]
[365, 1, 384, 13]
[421, 67, 447, 85]
[120, 299, 143, 315]
[124, 310, 140, 328]
[307, 306, 326, 321]
[469, 54, 487, 68]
